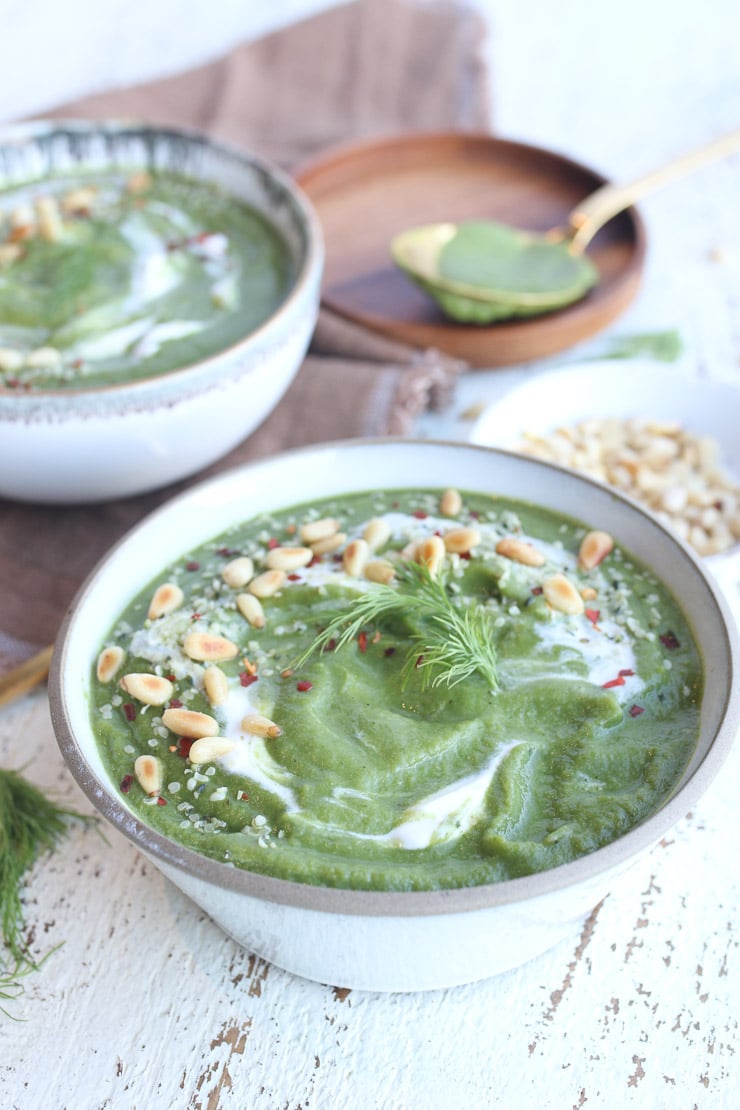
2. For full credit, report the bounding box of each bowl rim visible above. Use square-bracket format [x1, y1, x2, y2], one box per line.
[49, 437, 740, 918]
[0, 118, 324, 403]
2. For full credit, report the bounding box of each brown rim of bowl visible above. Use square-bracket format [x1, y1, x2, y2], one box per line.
[49, 438, 740, 918]
[0, 119, 324, 401]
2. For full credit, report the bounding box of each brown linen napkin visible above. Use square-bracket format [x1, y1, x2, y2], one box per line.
[0, 0, 489, 675]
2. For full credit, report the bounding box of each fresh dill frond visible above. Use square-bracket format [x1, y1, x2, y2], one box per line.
[295, 560, 499, 691]
[0, 768, 88, 1017]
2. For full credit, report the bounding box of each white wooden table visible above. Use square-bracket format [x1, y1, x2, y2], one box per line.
[2, 2, 740, 1106]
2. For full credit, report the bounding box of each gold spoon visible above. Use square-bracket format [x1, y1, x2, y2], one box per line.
[391, 128, 740, 323]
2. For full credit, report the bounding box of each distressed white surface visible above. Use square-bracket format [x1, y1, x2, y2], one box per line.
[2, 0, 740, 1106]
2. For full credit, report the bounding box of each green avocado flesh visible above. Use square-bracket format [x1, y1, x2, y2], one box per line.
[90, 489, 701, 892]
[0, 170, 293, 390]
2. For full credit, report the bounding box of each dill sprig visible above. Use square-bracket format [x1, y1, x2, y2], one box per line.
[0, 768, 87, 1017]
[296, 561, 499, 691]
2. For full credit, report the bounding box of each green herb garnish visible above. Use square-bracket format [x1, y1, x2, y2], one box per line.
[0, 768, 86, 1017]
[296, 561, 499, 691]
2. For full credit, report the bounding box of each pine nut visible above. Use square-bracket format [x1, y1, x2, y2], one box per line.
[439, 488, 462, 517]
[248, 569, 285, 598]
[241, 713, 282, 739]
[579, 530, 614, 570]
[147, 582, 184, 620]
[495, 537, 545, 567]
[134, 754, 162, 796]
[299, 518, 339, 544]
[182, 631, 239, 661]
[236, 592, 265, 628]
[96, 645, 124, 683]
[266, 546, 313, 572]
[0, 244, 24, 269]
[343, 538, 369, 577]
[580, 586, 598, 600]
[311, 531, 346, 555]
[543, 574, 584, 615]
[127, 171, 152, 194]
[35, 196, 64, 243]
[365, 559, 396, 585]
[363, 518, 391, 551]
[119, 673, 173, 705]
[444, 527, 481, 555]
[26, 346, 61, 369]
[60, 185, 97, 216]
[418, 535, 446, 575]
[188, 736, 236, 764]
[203, 665, 229, 706]
[162, 707, 219, 739]
[221, 556, 254, 588]
[399, 540, 420, 561]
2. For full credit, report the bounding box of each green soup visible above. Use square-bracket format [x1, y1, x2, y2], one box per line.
[0, 169, 293, 390]
[90, 488, 702, 892]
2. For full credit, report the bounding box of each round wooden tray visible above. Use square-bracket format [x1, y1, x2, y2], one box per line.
[296, 132, 646, 367]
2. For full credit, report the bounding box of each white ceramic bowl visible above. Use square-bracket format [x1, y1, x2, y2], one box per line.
[49, 439, 740, 992]
[0, 121, 323, 504]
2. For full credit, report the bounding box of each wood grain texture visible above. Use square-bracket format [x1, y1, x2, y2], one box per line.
[296, 132, 646, 365]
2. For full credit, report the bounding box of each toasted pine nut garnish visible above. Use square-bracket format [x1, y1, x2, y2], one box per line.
[266, 546, 313, 572]
[127, 171, 152, 194]
[134, 754, 162, 796]
[299, 517, 339, 544]
[311, 531, 346, 555]
[365, 559, 396, 585]
[418, 535, 446, 576]
[241, 713, 282, 739]
[495, 537, 545, 567]
[10, 204, 34, 233]
[25, 346, 61, 370]
[60, 185, 97, 216]
[188, 736, 237, 764]
[162, 707, 219, 739]
[444, 527, 481, 555]
[182, 631, 239, 662]
[221, 556, 254, 588]
[0, 243, 24, 268]
[119, 673, 173, 705]
[203, 665, 229, 706]
[343, 538, 369, 577]
[439, 488, 462, 517]
[399, 540, 420, 562]
[248, 569, 286, 598]
[580, 586, 598, 601]
[363, 517, 391, 551]
[236, 592, 265, 628]
[96, 645, 125, 683]
[579, 530, 614, 570]
[542, 574, 585, 616]
[35, 196, 64, 243]
[147, 582, 184, 620]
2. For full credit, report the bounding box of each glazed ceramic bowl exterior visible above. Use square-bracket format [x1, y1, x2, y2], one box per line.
[49, 440, 740, 992]
[0, 121, 323, 503]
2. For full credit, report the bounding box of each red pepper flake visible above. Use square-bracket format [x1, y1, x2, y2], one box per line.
[123, 702, 136, 721]
[322, 638, 337, 653]
[629, 704, 645, 717]
[660, 630, 681, 650]
[165, 674, 176, 682]
[120, 774, 133, 794]
[358, 630, 368, 653]
[308, 554, 321, 567]
[169, 698, 183, 708]
[296, 680, 313, 692]
[177, 736, 194, 759]
[413, 510, 428, 520]
[585, 608, 601, 625]
[237, 790, 249, 801]
[469, 510, 480, 520]
[602, 676, 625, 689]
[459, 551, 472, 560]
[217, 546, 240, 557]
[267, 537, 279, 550]
[384, 647, 397, 657]
[332, 553, 343, 563]
[531, 586, 543, 596]
[618, 668, 635, 678]
[71, 358, 84, 369]
[156, 796, 168, 806]
[287, 573, 302, 581]
[415, 654, 424, 668]
[240, 672, 258, 687]
[185, 561, 200, 571]
[190, 612, 202, 622]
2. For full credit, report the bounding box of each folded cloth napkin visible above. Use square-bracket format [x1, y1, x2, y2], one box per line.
[0, 0, 490, 675]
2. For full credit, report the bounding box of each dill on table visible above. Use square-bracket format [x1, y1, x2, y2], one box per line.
[0, 767, 86, 1017]
[295, 560, 499, 691]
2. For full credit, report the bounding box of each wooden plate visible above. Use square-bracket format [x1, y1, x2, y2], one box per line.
[295, 132, 646, 367]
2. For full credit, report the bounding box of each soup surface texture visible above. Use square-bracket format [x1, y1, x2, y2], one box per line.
[0, 169, 293, 390]
[90, 488, 701, 891]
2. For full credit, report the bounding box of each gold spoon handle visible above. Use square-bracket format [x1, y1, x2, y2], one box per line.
[568, 128, 740, 253]
[0, 644, 54, 708]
